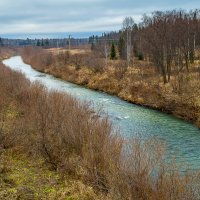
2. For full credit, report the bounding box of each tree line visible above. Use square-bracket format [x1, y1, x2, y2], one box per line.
[92, 9, 200, 84]
[0, 37, 89, 48]
[138, 9, 200, 83]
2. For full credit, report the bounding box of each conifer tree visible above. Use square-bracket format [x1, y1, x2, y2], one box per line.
[110, 43, 116, 60]
[45, 39, 49, 47]
[41, 39, 44, 46]
[36, 40, 40, 46]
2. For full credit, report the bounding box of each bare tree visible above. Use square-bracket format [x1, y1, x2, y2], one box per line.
[123, 17, 135, 66]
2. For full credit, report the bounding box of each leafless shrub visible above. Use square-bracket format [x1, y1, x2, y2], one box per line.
[1, 57, 200, 199]
[21, 46, 53, 72]
[108, 138, 200, 200]
[114, 60, 127, 80]
[71, 54, 82, 70]
[56, 51, 70, 65]
[82, 54, 105, 73]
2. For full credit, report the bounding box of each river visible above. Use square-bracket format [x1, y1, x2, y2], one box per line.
[3, 56, 200, 170]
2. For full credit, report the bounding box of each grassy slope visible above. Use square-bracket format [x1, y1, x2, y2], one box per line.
[0, 49, 102, 200]
[0, 149, 99, 200]
[0, 89, 102, 200]
[0, 93, 100, 200]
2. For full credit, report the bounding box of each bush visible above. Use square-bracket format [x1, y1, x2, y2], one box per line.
[1, 55, 200, 199]
[114, 61, 127, 80]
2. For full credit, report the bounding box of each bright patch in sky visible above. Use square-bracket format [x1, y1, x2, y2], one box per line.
[0, 0, 199, 37]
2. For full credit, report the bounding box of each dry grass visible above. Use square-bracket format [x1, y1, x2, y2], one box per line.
[0, 148, 100, 200]
[47, 47, 91, 55]
[20, 46, 200, 127]
[0, 60, 120, 199]
[0, 47, 16, 60]
[1, 47, 200, 199]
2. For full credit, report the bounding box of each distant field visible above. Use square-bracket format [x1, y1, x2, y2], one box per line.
[47, 46, 91, 55]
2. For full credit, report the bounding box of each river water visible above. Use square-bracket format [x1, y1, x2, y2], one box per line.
[3, 56, 200, 170]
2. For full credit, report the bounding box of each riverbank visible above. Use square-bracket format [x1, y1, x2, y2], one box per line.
[20, 47, 200, 128]
[0, 60, 109, 199]
[0, 48, 16, 61]
[2, 52, 200, 199]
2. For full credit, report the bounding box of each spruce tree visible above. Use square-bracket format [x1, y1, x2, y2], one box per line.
[36, 40, 40, 46]
[110, 43, 116, 60]
[41, 39, 44, 46]
[0, 38, 3, 46]
[45, 39, 49, 47]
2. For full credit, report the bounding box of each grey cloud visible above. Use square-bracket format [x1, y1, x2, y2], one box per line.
[0, 0, 199, 34]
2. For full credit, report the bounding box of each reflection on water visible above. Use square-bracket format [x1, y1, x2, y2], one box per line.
[3, 56, 200, 170]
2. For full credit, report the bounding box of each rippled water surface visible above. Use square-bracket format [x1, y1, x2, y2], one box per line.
[3, 56, 200, 169]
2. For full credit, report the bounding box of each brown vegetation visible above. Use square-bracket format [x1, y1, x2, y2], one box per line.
[0, 49, 200, 199]
[47, 46, 91, 55]
[0, 47, 16, 61]
[20, 45, 200, 127]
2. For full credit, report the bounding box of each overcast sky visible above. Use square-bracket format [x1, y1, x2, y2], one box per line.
[0, 0, 200, 36]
